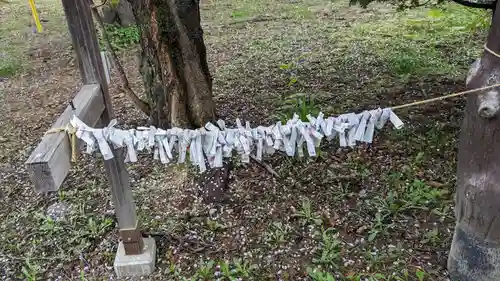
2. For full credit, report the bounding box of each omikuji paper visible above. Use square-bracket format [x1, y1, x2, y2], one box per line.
[69, 108, 404, 172]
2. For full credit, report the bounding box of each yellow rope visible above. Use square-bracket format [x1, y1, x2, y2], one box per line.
[28, 0, 43, 33]
[45, 125, 77, 162]
[390, 82, 500, 110]
[393, 45, 500, 110]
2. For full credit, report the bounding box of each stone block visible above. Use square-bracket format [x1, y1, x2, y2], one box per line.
[114, 237, 156, 278]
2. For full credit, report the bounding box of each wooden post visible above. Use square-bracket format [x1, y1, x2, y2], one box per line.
[60, 0, 143, 255]
[448, 4, 500, 280]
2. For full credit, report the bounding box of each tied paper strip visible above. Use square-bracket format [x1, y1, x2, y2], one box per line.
[68, 108, 404, 172]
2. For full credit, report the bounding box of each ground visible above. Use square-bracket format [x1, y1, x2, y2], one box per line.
[0, 0, 492, 280]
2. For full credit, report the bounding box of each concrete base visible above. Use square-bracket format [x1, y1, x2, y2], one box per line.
[114, 237, 156, 278]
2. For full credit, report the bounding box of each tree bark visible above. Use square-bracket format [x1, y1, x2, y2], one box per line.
[127, 0, 229, 203]
[102, 0, 136, 26]
[116, 0, 136, 26]
[448, 5, 500, 280]
[127, 0, 215, 128]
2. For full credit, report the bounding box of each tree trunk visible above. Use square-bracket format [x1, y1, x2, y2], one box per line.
[447, 5, 500, 280]
[128, 0, 215, 128]
[127, 0, 229, 203]
[102, 0, 136, 26]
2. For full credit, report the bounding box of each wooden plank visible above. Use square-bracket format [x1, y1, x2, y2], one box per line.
[61, 0, 114, 119]
[61, 0, 142, 252]
[25, 84, 105, 192]
[101, 51, 112, 85]
[103, 148, 138, 230]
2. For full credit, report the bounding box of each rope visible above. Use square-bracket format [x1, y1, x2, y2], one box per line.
[45, 125, 77, 162]
[394, 44, 500, 110]
[484, 44, 500, 59]
[390, 82, 500, 110]
[28, 0, 43, 33]
[44, 79, 500, 163]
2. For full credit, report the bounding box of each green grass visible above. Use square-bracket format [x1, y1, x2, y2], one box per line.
[0, 0, 142, 77]
[0, 0, 68, 77]
[0, 5, 27, 76]
[0, 56, 21, 77]
[349, 3, 489, 80]
[205, 0, 316, 23]
[98, 23, 140, 50]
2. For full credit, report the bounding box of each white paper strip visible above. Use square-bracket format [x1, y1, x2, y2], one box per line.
[66, 108, 404, 172]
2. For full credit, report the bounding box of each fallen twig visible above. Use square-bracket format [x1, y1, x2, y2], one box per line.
[90, 6, 151, 116]
[249, 154, 280, 178]
[228, 15, 289, 25]
[213, 15, 291, 28]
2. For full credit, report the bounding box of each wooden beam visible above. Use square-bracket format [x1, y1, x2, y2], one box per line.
[101, 51, 112, 85]
[61, 0, 144, 255]
[61, 0, 114, 119]
[25, 84, 105, 193]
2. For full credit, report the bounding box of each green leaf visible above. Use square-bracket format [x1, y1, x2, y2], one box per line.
[416, 269, 425, 281]
[279, 63, 290, 70]
[110, 0, 120, 7]
[368, 232, 377, 242]
[22, 263, 36, 280]
[306, 267, 316, 277]
[21, 266, 31, 278]
[427, 8, 443, 18]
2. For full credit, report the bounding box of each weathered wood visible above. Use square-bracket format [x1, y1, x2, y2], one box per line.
[61, 0, 143, 255]
[447, 2, 500, 280]
[101, 51, 112, 84]
[25, 84, 105, 192]
[61, 0, 113, 118]
[103, 147, 140, 231]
